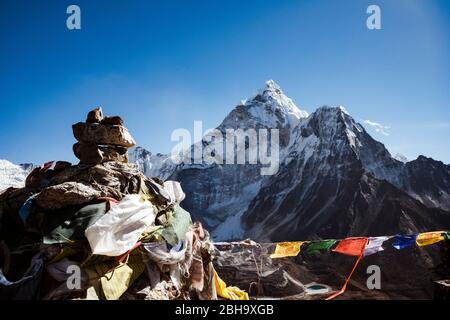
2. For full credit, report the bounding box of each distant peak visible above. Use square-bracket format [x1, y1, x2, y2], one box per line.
[241, 80, 308, 121]
[417, 155, 431, 162]
[315, 105, 352, 117]
[394, 153, 408, 163]
[261, 80, 282, 94]
[0, 159, 18, 169]
[223, 80, 309, 130]
[252, 80, 286, 99]
[338, 105, 350, 115]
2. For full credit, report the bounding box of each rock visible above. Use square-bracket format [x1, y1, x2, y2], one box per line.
[25, 162, 52, 189]
[0, 187, 34, 245]
[101, 116, 124, 126]
[0, 187, 35, 214]
[212, 242, 305, 298]
[99, 146, 128, 163]
[48, 162, 142, 199]
[86, 107, 103, 123]
[73, 143, 103, 165]
[107, 145, 128, 155]
[36, 182, 102, 210]
[434, 280, 450, 300]
[72, 122, 136, 147]
[25, 161, 72, 189]
[73, 143, 129, 164]
[53, 161, 72, 172]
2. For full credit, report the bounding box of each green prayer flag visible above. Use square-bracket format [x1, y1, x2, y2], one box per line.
[157, 205, 192, 246]
[42, 202, 107, 244]
[305, 239, 338, 256]
[444, 231, 450, 241]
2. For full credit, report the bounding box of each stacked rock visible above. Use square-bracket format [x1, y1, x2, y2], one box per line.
[72, 107, 136, 165]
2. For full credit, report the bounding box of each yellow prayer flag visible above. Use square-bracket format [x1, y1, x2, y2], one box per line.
[416, 231, 445, 247]
[270, 241, 304, 259]
[214, 271, 249, 300]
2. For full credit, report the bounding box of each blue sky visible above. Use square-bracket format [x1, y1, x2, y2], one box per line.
[0, 0, 449, 164]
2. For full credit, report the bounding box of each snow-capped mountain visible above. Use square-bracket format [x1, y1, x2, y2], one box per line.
[243, 106, 450, 240]
[130, 80, 450, 241]
[397, 156, 450, 211]
[394, 153, 408, 163]
[0, 160, 34, 192]
[169, 80, 310, 239]
[128, 146, 175, 180]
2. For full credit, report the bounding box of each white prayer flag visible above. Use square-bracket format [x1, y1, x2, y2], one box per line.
[364, 236, 391, 256]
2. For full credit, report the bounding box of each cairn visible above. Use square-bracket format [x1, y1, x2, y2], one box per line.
[72, 107, 136, 165]
[0, 108, 249, 301]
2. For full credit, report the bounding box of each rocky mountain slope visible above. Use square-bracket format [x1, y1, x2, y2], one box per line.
[0, 160, 35, 192]
[130, 80, 450, 242]
[167, 80, 309, 240]
[129, 146, 175, 180]
[3, 81, 449, 242]
[243, 105, 450, 241]
[1, 83, 448, 299]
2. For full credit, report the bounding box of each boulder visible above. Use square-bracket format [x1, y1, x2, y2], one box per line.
[73, 143, 129, 164]
[72, 122, 136, 147]
[86, 107, 103, 123]
[36, 182, 102, 210]
[73, 143, 103, 165]
[101, 116, 124, 126]
[105, 145, 127, 155]
[99, 146, 128, 163]
[53, 161, 72, 172]
[48, 162, 142, 198]
[25, 161, 72, 189]
[0, 187, 35, 214]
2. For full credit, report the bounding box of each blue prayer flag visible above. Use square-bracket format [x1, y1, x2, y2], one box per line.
[392, 234, 417, 250]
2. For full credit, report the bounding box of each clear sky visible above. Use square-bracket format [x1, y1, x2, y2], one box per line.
[1, 0, 449, 165]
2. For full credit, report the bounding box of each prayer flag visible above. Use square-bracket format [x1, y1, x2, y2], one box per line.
[416, 231, 445, 247]
[305, 240, 337, 256]
[364, 236, 391, 256]
[214, 271, 249, 300]
[332, 237, 368, 256]
[444, 231, 450, 241]
[392, 234, 417, 250]
[270, 241, 304, 259]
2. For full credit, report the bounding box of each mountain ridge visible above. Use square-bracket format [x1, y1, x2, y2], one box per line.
[0, 160, 35, 192]
[1, 81, 449, 243]
[128, 81, 450, 241]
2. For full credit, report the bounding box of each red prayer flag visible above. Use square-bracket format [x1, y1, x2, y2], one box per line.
[327, 237, 369, 300]
[332, 237, 368, 256]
